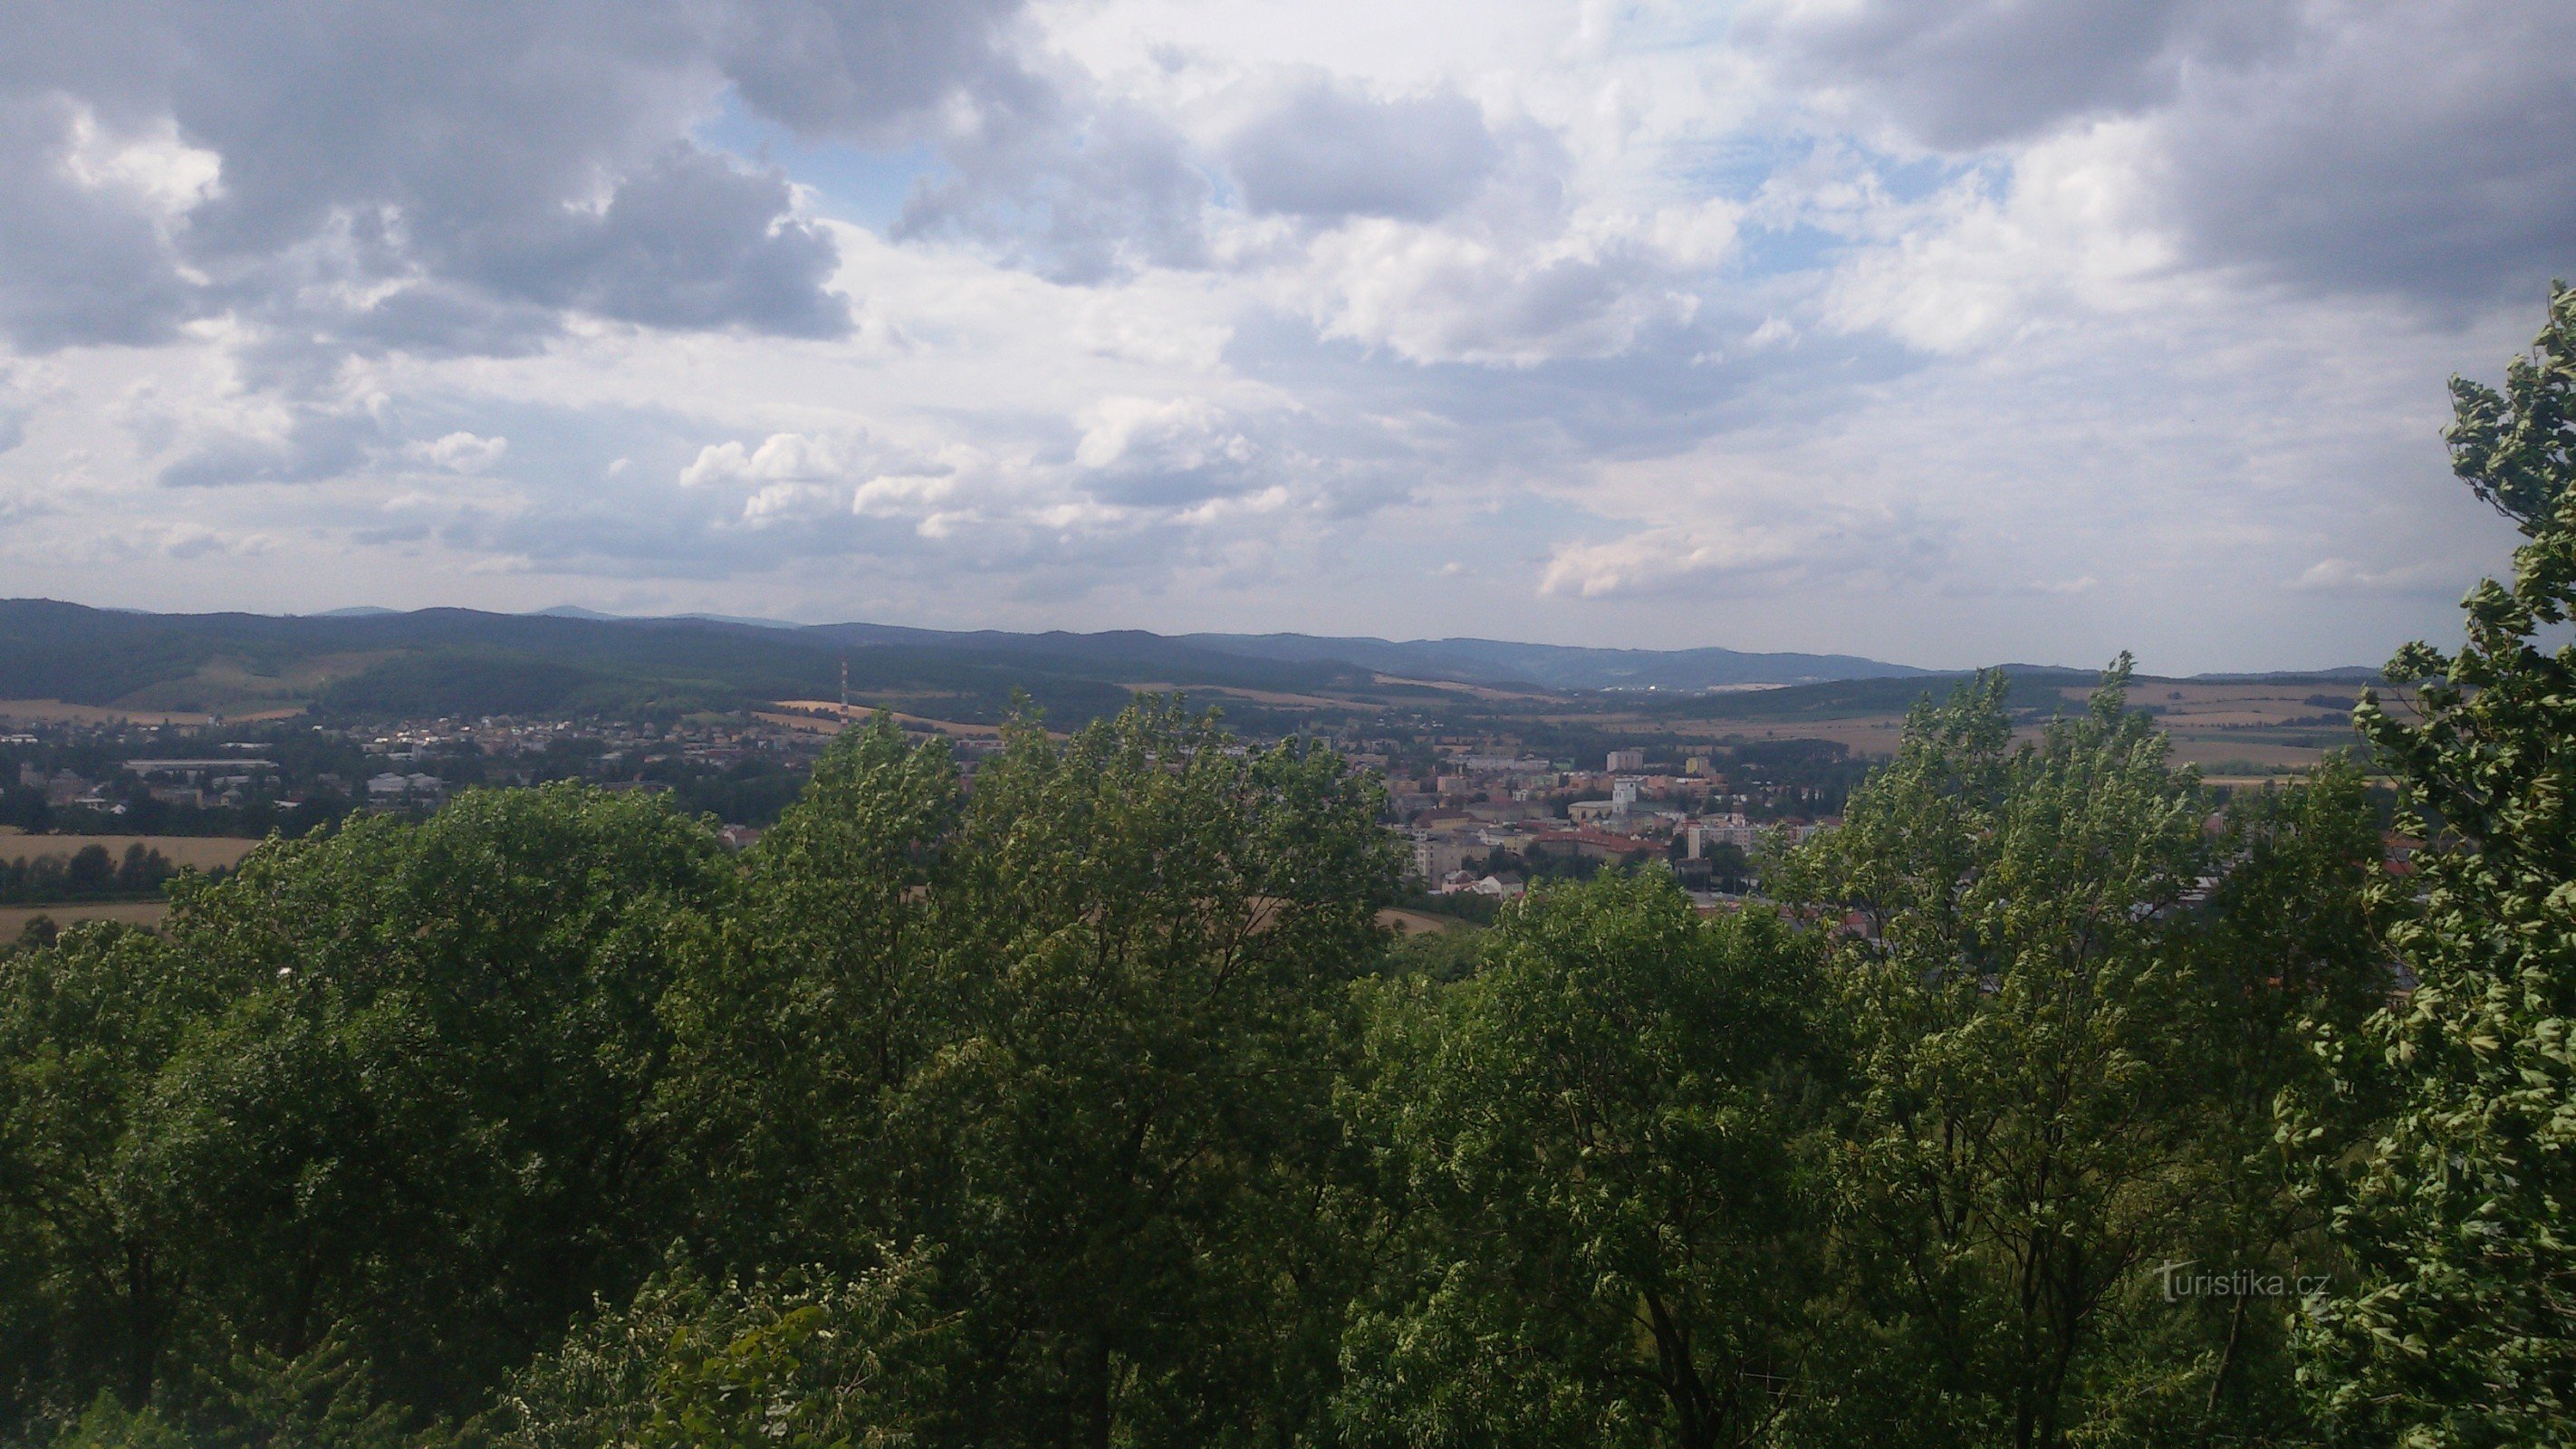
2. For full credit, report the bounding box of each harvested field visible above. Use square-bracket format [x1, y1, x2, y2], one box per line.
[0, 835, 264, 871]
[0, 901, 170, 937]
[0, 698, 301, 725]
[1378, 907, 1475, 936]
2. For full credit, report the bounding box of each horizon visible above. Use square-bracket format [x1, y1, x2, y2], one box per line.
[12, 593, 2382, 681]
[1, 5, 2563, 673]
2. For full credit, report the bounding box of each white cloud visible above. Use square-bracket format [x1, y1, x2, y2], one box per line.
[405, 431, 508, 473]
[0, 0, 2555, 667]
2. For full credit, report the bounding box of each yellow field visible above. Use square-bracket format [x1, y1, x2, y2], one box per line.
[0, 698, 298, 725]
[0, 900, 170, 937]
[0, 835, 264, 871]
[1378, 907, 1473, 936]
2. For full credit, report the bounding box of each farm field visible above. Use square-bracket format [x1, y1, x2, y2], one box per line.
[1567, 674, 2379, 776]
[0, 698, 307, 726]
[0, 834, 264, 871]
[0, 900, 170, 937]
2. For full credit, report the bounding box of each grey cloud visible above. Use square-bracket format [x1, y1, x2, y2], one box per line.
[479, 146, 848, 337]
[1744, 0, 2295, 149]
[0, 94, 203, 350]
[158, 408, 383, 490]
[896, 75, 1209, 283]
[0, 1, 1042, 355]
[1226, 81, 1500, 221]
[711, 0, 1025, 139]
[2154, 2, 2576, 308]
[1753, 0, 2574, 309]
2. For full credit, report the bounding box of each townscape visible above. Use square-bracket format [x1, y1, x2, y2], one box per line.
[3, 4, 2569, 1445]
[0, 662, 2346, 946]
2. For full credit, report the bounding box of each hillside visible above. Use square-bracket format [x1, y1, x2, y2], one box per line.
[0, 600, 1932, 722]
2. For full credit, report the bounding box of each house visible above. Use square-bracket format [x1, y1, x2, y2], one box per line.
[1528, 828, 1657, 865]
[1412, 835, 1477, 882]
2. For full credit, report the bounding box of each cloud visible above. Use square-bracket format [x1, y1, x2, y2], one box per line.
[1072, 396, 1264, 506]
[0, 95, 211, 350]
[708, 0, 1028, 140]
[1537, 501, 1947, 600]
[1306, 226, 1698, 366]
[1225, 79, 1500, 221]
[405, 432, 508, 474]
[1747, 0, 2576, 310]
[892, 73, 1211, 283]
[2290, 558, 2446, 595]
[1743, 0, 2295, 149]
[0, 1, 1054, 354]
[2151, 1, 2576, 307]
[0, 0, 2552, 668]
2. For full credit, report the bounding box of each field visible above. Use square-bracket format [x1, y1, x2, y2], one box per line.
[0, 698, 304, 725]
[0, 900, 170, 937]
[0, 835, 265, 871]
[1554, 672, 2380, 776]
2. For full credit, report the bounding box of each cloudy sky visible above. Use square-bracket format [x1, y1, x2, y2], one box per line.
[0, 0, 2566, 671]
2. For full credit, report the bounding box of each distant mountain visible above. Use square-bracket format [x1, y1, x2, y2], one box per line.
[1173, 632, 1931, 691]
[19, 599, 2382, 731]
[2188, 666, 2383, 683]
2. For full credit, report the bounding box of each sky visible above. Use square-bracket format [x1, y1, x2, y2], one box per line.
[0, 0, 2567, 673]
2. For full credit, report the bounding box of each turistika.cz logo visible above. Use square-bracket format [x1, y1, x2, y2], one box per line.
[2158, 1261, 2329, 1302]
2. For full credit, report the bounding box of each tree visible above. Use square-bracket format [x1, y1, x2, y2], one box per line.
[664, 700, 1400, 1446]
[131, 785, 732, 1420]
[2294, 282, 2576, 1444]
[489, 1251, 953, 1449]
[1336, 871, 1825, 1449]
[0, 923, 226, 1426]
[1776, 665, 2282, 1449]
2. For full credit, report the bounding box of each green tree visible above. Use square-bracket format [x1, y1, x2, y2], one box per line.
[2294, 283, 2576, 1444]
[1335, 871, 1825, 1449]
[664, 700, 1399, 1446]
[1776, 665, 2255, 1449]
[490, 1251, 953, 1449]
[136, 786, 731, 1419]
[0, 922, 227, 1425]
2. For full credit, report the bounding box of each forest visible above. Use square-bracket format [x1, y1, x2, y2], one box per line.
[0, 293, 2570, 1449]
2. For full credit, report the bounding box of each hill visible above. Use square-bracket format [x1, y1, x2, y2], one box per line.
[0, 600, 1933, 723]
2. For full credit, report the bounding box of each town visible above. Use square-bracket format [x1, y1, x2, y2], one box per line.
[0, 692, 1888, 941]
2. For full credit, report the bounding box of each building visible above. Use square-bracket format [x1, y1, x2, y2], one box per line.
[366, 772, 447, 807]
[120, 758, 278, 782]
[1411, 835, 1478, 883]
[1528, 828, 1658, 865]
[1607, 748, 1646, 772]
[1458, 753, 1550, 774]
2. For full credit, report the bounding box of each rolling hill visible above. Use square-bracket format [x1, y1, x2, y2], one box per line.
[0, 600, 1935, 722]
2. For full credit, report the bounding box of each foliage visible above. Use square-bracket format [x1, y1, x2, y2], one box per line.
[664, 701, 1401, 1445]
[489, 1252, 952, 1449]
[0, 785, 733, 1439]
[1774, 665, 2378, 1449]
[1337, 872, 1823, 1449]
[0, 846, 178, 906]
[2293, 282, 2576, 1446]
